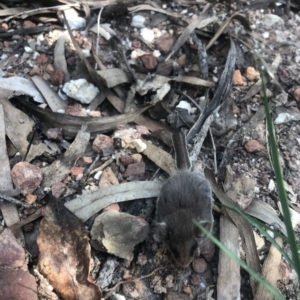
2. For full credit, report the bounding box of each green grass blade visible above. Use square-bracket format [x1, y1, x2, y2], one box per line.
[260, 66, 300, 279]
[194, 221, 285, 300]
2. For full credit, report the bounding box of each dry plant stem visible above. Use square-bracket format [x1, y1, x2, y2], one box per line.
[3, 4, 78, 22]
[86, 154, 100, 175]
[103, 267, 163, 296]
[0, 193, 35, 208]
[95, 6, 104, 70]
[175, 90, 202, 112]
[191, 32, 208, 80]
[9, 209, 42, 232]
[189, 110, 217, 166]
[90, 158, 113, 175]
[209, 128, 218, 174]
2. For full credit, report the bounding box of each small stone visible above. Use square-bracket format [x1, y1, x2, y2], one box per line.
[11, 162, 43, 196]
[183, 286, 192, 295]
[192, 258, 207, 273]
[140, 53, 157, 70]
[36, 53, 48, 64]
[51, 182, 66, 198]
[278, 262, 290, 284]
[177, 54, 186, 67]
[90, 210, 149, 261]
[25, 194, 37, 204]
[0, 229, 26, 269]
[165, 292, 190, 300]
[122, 280, 151, 299]
[132, 139, 147, 152]
[232, 70, 244, 85]
[46, 64, 55, 73]
[49, 69, 65, 86]
[155, 33, 174, 53]
[244, 140, 265, 153]
[120, 155, 133, 166]
[293, 87, 300, 101]
[99, 167, 119, 188]
[136, 254, 147, 266]
[263, 14, 284, 27]
[131, 153, 143, 163]
[70, 166, 84, 176]
[23, 20, 36, 28]
[46, 128, 63, 141]
[156, 60, 173, 76]
[92, 134, 114, 153]
[65, 104, 87, 116]
[0, 22, 8, 33]
[29, 68, 41, 76]
[78, 156, 93, 167]
[245, 67, 260, 81]
[0, 269, 37, 300]
[104, 203, 120, 212]
[124, 162, 145, 178]
[89, 111, 101, 117]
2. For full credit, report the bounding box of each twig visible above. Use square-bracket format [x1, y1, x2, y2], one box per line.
[0, 193, 35, 208]
[95, 7, 104, 70]
[90, 157, 113, 175]
[3, 4, 78, 22]
[209, 128, 218, 175]
[191, 32, 208, 80]
[9, 209, 42, 232]
[0, 25, 51, 38]
[103, 267, 163, 296]
[175, 89, 202, 112]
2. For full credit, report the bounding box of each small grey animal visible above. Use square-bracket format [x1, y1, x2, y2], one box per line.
[155, 131, 213, 268]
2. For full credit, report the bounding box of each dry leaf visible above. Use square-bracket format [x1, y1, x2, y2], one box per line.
[37, 195, 102, 300]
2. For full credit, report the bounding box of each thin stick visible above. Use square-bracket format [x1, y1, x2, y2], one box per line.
[3, 4, 78, 22]
[0, 193, 35, 208]
[104, 267, 163, 295]
[175, 89, 202, 112]
[90, 157, 113, 175]
[95, 7, 104, 70]
[209, 128, 218, 175]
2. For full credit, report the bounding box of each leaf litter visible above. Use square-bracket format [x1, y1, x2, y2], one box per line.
[0, 0, 299, 299]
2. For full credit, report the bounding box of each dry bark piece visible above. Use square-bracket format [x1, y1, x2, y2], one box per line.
[11, 161, 43, 196]
[90, 210, 149, 262]
[37, 196, 102, 300]
[254, 237, 283, 300]
[217, 216, 241, 300]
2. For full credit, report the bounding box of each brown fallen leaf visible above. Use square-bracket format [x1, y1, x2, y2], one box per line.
[37, 195, 101, 300]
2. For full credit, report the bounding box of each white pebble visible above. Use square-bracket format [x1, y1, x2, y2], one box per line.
[94, 171, 103, 180]
[140, 28, 154, 42]
[131, 15, 145, 28]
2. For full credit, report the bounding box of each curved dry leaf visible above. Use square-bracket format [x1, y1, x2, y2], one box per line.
[206, 14, 252, 51]
[37, 196, 102, 300]
[166, 15, 218, 61]
[96, 68, 130, 88]
[65, 181, 163, 221]
[174, 75, 215, 87]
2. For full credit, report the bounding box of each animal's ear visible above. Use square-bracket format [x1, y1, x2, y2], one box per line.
[154, 222, 168, 242]
[194, 220, 212, 239]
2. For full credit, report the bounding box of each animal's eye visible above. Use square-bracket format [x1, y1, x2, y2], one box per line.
[190, 242, 198, 256]
[170, 246, 180, 258]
